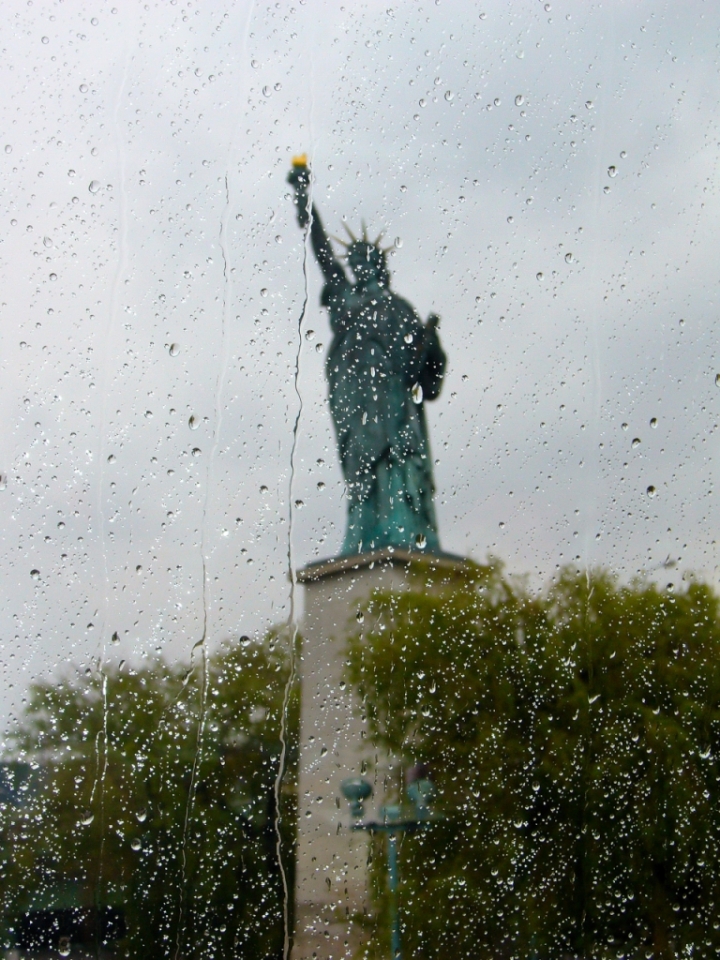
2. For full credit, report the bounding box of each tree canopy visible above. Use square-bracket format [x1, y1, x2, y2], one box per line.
[347, 564, 720, 959]
[4, 564, 720, 959]
[0, 632, 298, 960]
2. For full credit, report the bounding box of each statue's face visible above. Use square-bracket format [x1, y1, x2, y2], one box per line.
[348, 243, 381, 285]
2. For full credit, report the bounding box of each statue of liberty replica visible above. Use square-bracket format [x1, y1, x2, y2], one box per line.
[288, 157, 446, 556]
[288, 158, 461, 960]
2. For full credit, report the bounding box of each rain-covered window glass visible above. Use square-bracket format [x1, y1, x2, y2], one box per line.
[1, 3, 718, 959]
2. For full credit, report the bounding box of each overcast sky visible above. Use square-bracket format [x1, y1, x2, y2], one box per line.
[0, 0, 718, 729]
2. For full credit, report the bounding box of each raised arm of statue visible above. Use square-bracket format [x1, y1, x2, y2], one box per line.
[287, 157, 346, 285]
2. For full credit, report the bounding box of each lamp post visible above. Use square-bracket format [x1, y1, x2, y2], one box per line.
[340, 768, 436, 960]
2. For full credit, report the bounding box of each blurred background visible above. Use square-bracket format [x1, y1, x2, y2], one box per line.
[1, 3, 720, 955]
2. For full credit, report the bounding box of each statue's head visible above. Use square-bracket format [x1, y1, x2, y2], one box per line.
[337, 223, 391, 288]
[347, 241, 388, 287]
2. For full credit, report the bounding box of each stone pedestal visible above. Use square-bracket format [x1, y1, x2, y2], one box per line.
[292, 548, 470, 960]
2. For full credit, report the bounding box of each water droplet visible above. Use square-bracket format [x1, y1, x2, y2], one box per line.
[262, 85, 271, 97]
[356, 610, 365, 623]
[111, 631, 119, 643]
[507, 215, 514, 224]
[415, 533, 427, 550]
[315, 343, 323, 352]
[260, 287, 268, 297]
[715, 374, 720, 387]
[107, 454, 115, 463]
[650, 417, 658, 428]
[43, 236, 53, 248]
[536, 271, 544, 281]
[79, 83, 88, 93]
[394, 236, 403, 248]
[305, 329, 315, 340]
[564, 252, 574, 263]
[136, 807, 147, 822]
[188, 415, 198, 430]
[58, 936, 71, 957]
[144, 410, 153, 419]
[131, 838, 142, 851]
[526, 196, 533, 205]
[4, 144, 11, 154]
[80, 812, 94, 826]
[631, 437, 641, 448]
[646, 485, 656, 498]
[514, 94, 524, 106]
[30, 569, 40, 580]
[621, 422, 628, 430]
[136, 565, 143, 574]
[294, 499, 304, 509]
[620, 150, 627, 159]
[603, 185, 610, 194]
[88, 180, 101, 194]
[49, 272, 57, 281]
[317, 481, 325, 492]
[260, 485, 268, 494]
[41, 36, 49, 44]
[444, 90, 454, 102]
[608, 165, 617, 178]
[274, 82, 282, 91]
[191, 447, 201, 457]
[585, 100, 594, 110]
[412, 382, 423, 404]
[404, 332, 414, 343]
[169, 342, 180, 356]
[0, 474, 6, 490]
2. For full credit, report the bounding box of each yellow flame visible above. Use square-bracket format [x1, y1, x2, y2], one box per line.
[291, 153, 308, 168]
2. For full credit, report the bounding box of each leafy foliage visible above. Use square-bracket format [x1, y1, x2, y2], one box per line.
[0, 632, 299, 959]
[347, 564, 720, 959]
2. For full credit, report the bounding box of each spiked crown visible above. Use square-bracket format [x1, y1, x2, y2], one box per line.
[332, 220, 393, 285]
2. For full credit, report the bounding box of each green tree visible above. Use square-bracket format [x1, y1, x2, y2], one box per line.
[347, 563, 720, 959]
[0, 631, 299, 959]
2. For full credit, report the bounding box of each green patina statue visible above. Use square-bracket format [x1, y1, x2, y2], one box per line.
[288, 157, 446, 557]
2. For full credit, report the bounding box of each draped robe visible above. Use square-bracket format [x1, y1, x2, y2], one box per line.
[321, 270, 445, 555]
